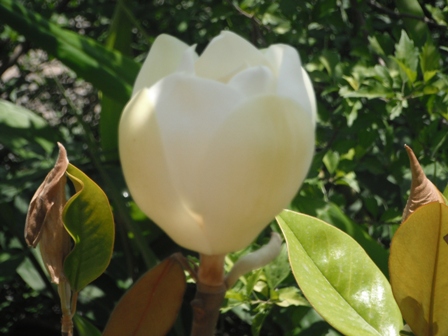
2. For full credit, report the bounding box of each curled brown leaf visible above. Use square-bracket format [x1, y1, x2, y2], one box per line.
[402, 145, 445, 222]
[24, 142, 71, 283]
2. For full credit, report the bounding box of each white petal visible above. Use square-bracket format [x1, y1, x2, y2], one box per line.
[121, 74, 246, 254]
[185, 95, 315, 254]
[195, 31, 269, 82]
[228, 66, 276, 98]
[153, 75, 243, 231]
[132, 34, 194, 96]
[301, 68, 317, 126]
[119, 89, 211, 252]
[264, 44, 317, 126]
[176, 45, 198, 74]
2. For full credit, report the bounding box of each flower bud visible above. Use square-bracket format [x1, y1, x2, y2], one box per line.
[119, 31, 316, 255]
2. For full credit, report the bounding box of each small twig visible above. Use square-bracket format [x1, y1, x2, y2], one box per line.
[70, 291, 78, 317]
[225, 0, 269, 46]
[117, 0, 153, 44]
[368, 0, 446, 29]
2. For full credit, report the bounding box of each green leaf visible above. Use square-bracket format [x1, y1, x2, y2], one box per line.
[392, 30, 419, 84]
[246, 268, 264, 297]
[0, 99, 59, 158]
[425, 4, 447, 26]
[73, 314, 102, 336]
[263, 244, 290, 289]
[391, 57, 417, 85]
[63, 163, 115, 292]
[0, 0, 139, 104]
[368, 36, 386, 57]
[339, 83, 393, 99]
[389, 202, 448, 335]
[420, 42, 441, 82]
[275, 286, 309, 307]
[277, 210, 402, 336]
[395, 30, 419, 71]
[444, 184, 448, 199]
[16, 255, 46, 291]
[319, 50, 340, 77]
[251, 303, 271, 336]
[323, 150, 340, 174]
[396, 0, 431, 48]
[293, 196, 390, 277]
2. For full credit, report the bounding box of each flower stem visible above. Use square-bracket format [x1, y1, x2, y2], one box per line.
[190, 254, 226, 336]
[58, 279, 73, 336]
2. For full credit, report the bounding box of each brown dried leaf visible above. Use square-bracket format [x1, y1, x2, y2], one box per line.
[402, 145, 445, 222]
[103, 255, 186, 336]
[24, 142, 71, 283]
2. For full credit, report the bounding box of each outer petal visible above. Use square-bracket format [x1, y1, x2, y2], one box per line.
[176, 45, 198, 74]
[195, 31, 269, 83]
[120, 74, 245, 253]
[228, 66, 276, 98]
[132, 34, 194, 95]
[119, 88, 210, 251]
[264, 44, 317, 126]
[185, 95, 315, 254]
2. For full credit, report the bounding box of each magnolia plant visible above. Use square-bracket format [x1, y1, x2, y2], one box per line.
[118, 30, 316, 334]
[21, 29, 448, 336]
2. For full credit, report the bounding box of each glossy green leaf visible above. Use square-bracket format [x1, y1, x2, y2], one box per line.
[389, 202, 448, 336]
[0, 99, 59, 158]
[103, 256, 186, 336]
[277, 210, 402, 336]
[293, 196, 390, 277]
[73, 314, 101, 336]
[63, 164, 115, 292]
[0, 0, 139, 104]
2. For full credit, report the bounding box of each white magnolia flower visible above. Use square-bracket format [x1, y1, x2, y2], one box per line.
[119, 31, 316, 255]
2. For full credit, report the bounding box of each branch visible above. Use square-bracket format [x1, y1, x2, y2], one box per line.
[368, 0, 446, 29]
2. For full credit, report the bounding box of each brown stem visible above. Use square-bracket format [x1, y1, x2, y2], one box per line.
[190, 254, 226, 336]
[58, 279, 73, 336]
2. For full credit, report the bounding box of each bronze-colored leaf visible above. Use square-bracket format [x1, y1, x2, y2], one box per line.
[103, 255, 186, 336]
[24, 142, 71, 283]
[402, 145, 445, 222]
[390, 202, 448, 335]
